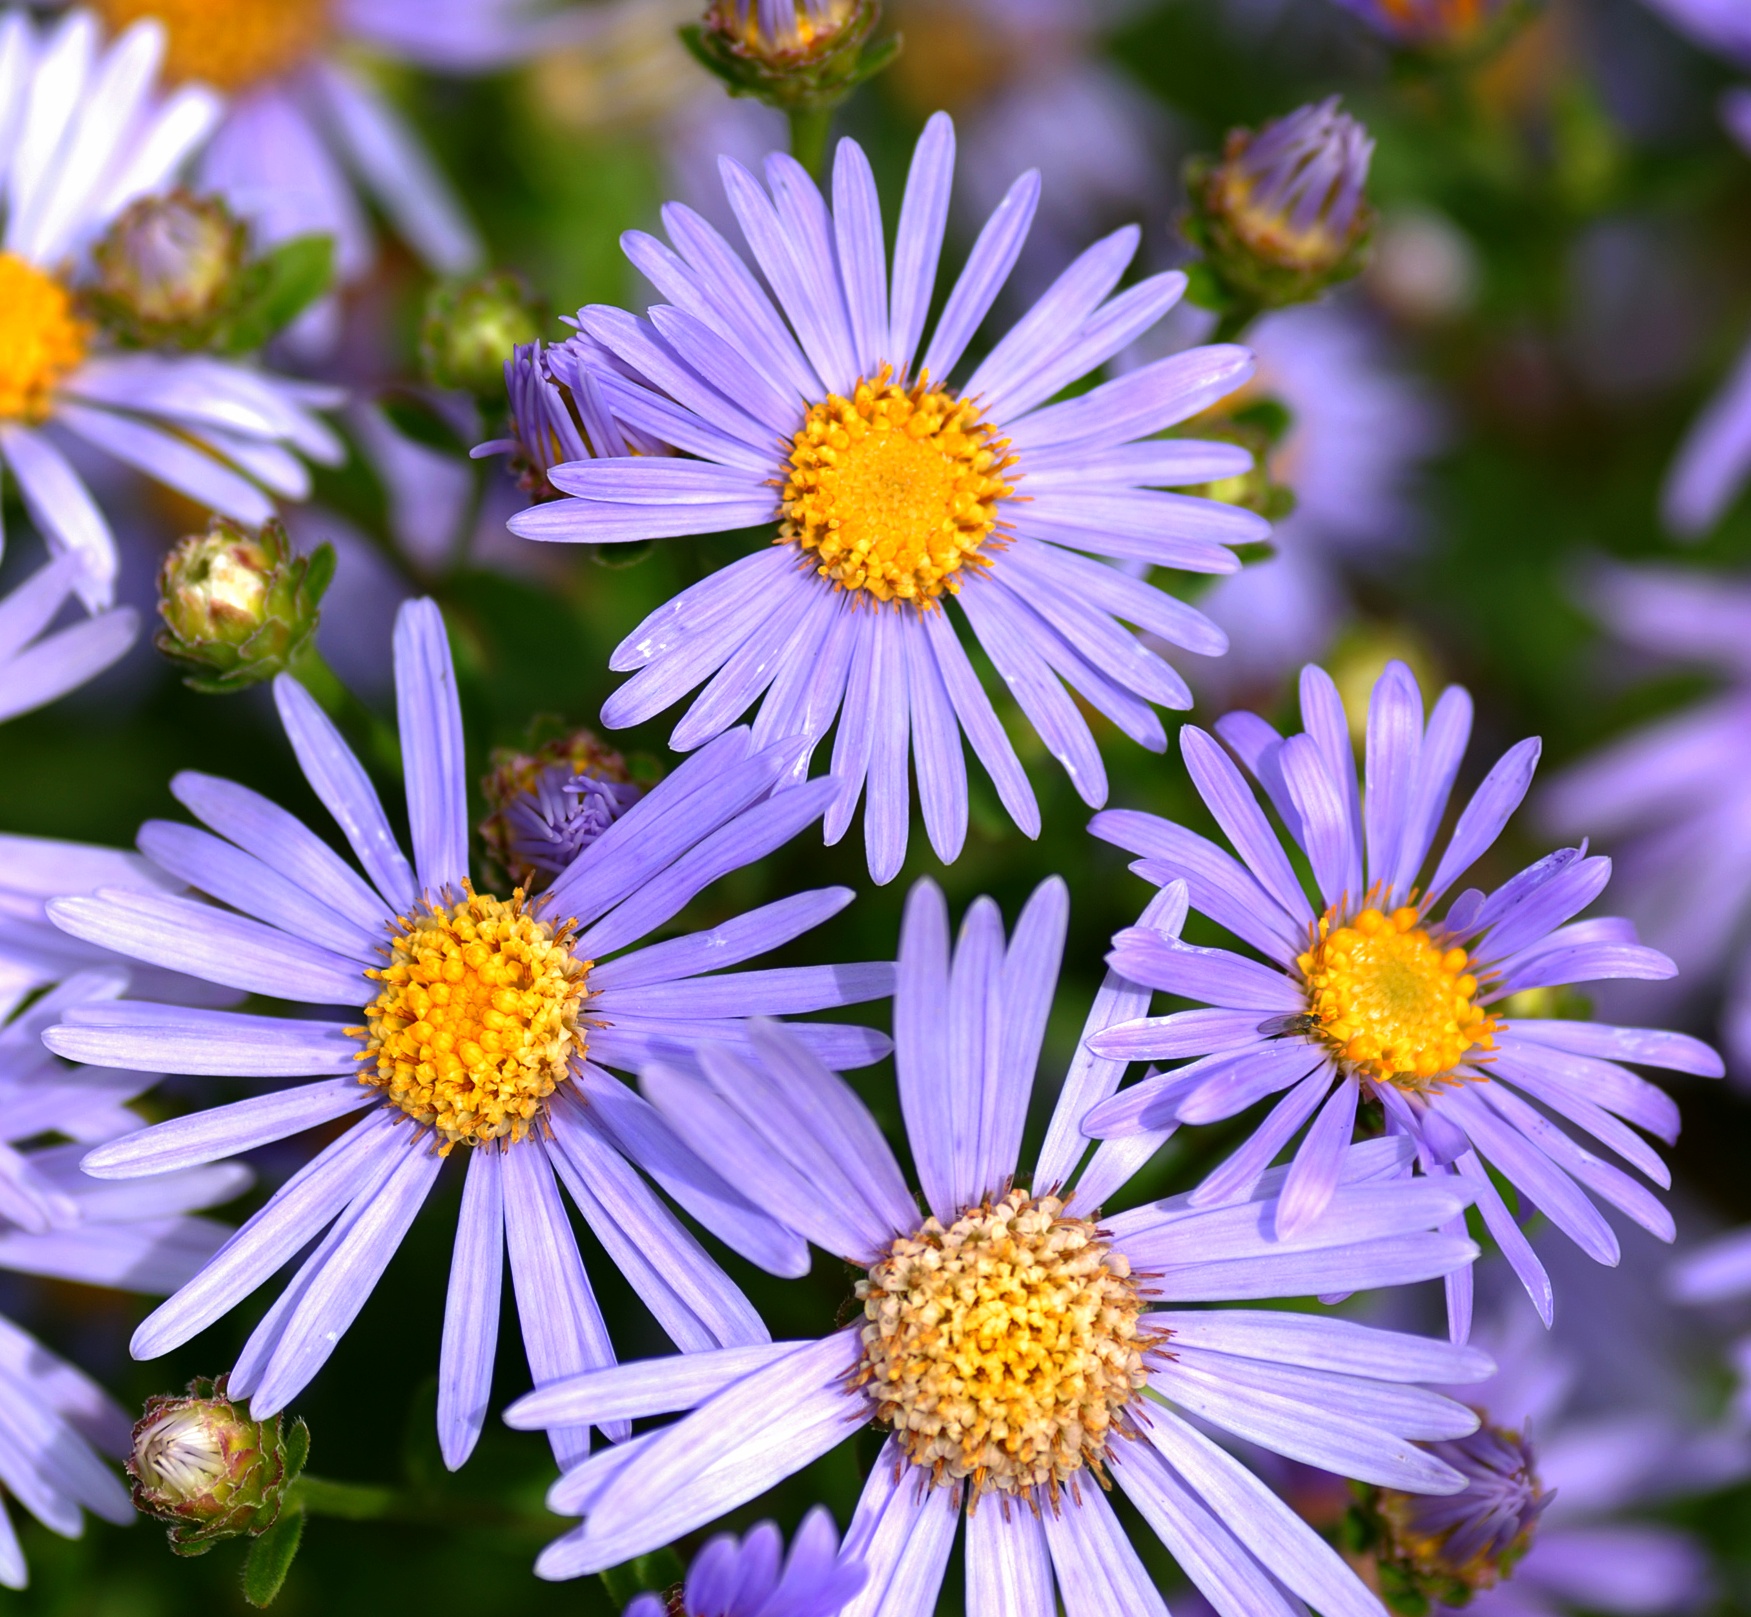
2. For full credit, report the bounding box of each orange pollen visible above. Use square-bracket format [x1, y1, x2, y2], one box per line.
[780, 368, 1015, 608]
[351, 886, 588, 1154]
[1297, 905, 1498, 1092]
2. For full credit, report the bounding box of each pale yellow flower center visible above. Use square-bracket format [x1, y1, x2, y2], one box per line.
[352, 888, 588, 1153]
[781, 372, 1015, 607]
[93, 0, 331, 90]
[1298, 905, 1498, 1091]
[0, 254, 88, 424]
[855, 1189, 1153, 1502]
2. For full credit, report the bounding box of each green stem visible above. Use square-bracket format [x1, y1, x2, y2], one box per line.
[786, 102, 833, 180]
[287, 641, 402, 778]
[1211, 300, 1263, 345]
[286, 1474, 553, 1534]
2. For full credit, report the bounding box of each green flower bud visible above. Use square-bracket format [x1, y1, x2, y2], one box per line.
[1184, 99, 1376, 326]
[128, 1376, 309, 1556]
[156, 517, 334, 694]
[682, 0, 897, 119]
[420, 273, 546, 401]
[87, 190, 249, 349]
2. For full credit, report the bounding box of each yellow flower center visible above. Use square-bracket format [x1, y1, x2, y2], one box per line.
[854, 1190, 1154, 1502]
[0, 254, 88, 424]
[781, 371, 1015, 607]
[1298, 906, 1498, 1091]
[92, 0, 331, 90]
[352, 888, 589, 1154]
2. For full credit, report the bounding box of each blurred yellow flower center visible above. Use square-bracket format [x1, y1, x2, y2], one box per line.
[0, 254, 87, 423]
[1299, 905, 1498, 1091]
[354, 889, 588, 1153]
[854, 1190, 1153, 1501]
[782, 372, 1015, 607]
[93, 0, 330, 89]
[1374, 0, 1489, 43]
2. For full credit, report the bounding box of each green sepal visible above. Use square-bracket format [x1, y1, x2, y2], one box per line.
[221, 234, 336, 353]
[240, 1505, 306, 1608]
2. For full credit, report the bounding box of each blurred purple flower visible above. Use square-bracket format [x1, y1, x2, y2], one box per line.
[1541, 563, 1751, 1076]
[623, 1509, 865, 1617]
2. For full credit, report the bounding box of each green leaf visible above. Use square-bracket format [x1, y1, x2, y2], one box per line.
[240, 1505, 305, 1608]
[224, 234, 335, 350]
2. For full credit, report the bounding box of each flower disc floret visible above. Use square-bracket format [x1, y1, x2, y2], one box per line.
[93, 0, 331, 89]
[782, 372, 1015, 607]
[0, 255, 88, 424]
[854, 1190, 1153, 1501]
[354, 887, 588, 1152]
[1299, 905, 1498, 1091]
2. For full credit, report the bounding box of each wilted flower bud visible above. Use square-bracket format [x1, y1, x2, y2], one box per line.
[156, 517, 334, 694]
[684, 0, 894, 125]
[420, 272, 546, 400]
[1343, 1419, 1548, 1614]
[1185, 99, 1375, 323]
[480, 729, 646, 889]
[129, 1376, 309, 1555]
[88, 190, 248, 348]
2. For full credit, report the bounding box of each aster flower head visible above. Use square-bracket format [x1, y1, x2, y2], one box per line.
[44, 596, 895, 1469]
[624, 1508, 866, 1617]
[0, 9, 344, 608]
[1187, 98, 1376, 316]
[83, 0, 587, 298]
[1083, 659, 1723, 1342]
[512, 113, 1264, 881]
[507, 874, 1496, 1613]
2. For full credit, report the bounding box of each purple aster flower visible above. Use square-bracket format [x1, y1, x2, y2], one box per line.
[1541, 563, 1751, 1077]
[624, 1508, 866, 1617]
[508, 112, 1265, 882]
[1080, 659, 1722, 1341]
[506, 874, 1494, 1610]
[42, 596, 894, 1470]
[0, 10, 344, 608]
[1673, 1233, 1751, 1427]
[0, 968, 249, 1587]
[78, 0, 585, 302]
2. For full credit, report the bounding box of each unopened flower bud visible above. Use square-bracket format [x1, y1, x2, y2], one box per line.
[420, 272, 546, 401]
[1185, 99, 1375, 323]
[480, 729, 647, 889]
[88, 190, 248, 348]
[684, 0, 894, 123]
[129, 1376, 308, 1555]
[1343, 1418, 1548, 1613]
[156, 517, 334, 694]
